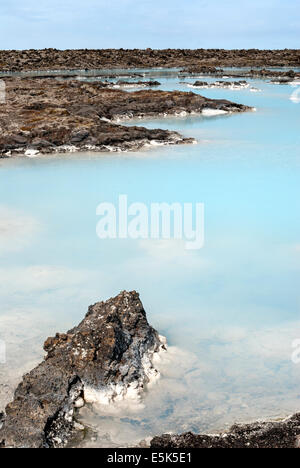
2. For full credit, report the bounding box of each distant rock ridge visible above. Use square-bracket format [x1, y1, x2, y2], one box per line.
[0, 291, 166, 448]
[0, 49, 299, 72]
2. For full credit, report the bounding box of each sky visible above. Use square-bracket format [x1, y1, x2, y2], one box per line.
[0, 0, 299, 50]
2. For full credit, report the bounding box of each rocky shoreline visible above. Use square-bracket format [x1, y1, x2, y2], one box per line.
[179, 68, 300, 88]
[151, 415, 300, 448]
[0, 77, 252, 157]
[0, 49, 299, 72]
[180, 66, 300, 79]
[0, 291, 167, 448]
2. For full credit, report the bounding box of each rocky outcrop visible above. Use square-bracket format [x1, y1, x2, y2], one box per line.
[151, 414, 300, 448]
[0, 78, 252, 156]
[235, 69, 300, 80]
[189, 80, 249, 90]
[181, 68, 300, 81]
[182, 65, 223, 75]
[0, 49, 299, 72]
[0, 291, 166, 448]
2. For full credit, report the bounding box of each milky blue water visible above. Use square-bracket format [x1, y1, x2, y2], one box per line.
[0, 70, 300, 446]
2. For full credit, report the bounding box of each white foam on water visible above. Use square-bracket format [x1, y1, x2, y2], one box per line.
[145, 140, 168, 147]
[78, 344, 200, 447]
[175, 111, 187, 117]
[112, 83, 147, 89]
[202, 108, 228, 116]
[290, 80, 300, 86]
[56, 145, 79, 153]
[188, 82, 249, 91]
[25, 149, 40, 158]
[83, 335, 167, 414]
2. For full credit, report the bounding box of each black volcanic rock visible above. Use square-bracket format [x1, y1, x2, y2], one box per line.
[151, 414, 300, 448]
[114, 80, 161, 87]
[0, 78, 252, 156]
[192, 81, 209, 87]
[184, 68, 300, 81]
[0, 291, 166, 448]
[191, 80, 249, 89]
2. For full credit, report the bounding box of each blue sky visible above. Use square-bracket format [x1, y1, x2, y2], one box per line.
[0, 0, 299, 50]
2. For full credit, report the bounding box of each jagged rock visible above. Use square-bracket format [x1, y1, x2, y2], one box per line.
[0, 78, 252, 156]
[191, 81, 208, 87]
[271, 78, 293, 84]
[0, 291, 166, 448]
[151, 414, 300, 449]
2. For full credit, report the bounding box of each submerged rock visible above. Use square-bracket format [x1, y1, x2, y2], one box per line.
[0, 291, 166, 448]
[113, 80, 161, 88]
[190, 80, 249, 90]
[151, 414, 300, 448]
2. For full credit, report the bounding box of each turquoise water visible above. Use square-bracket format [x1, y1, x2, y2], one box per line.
[0, 71, 300, 446]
